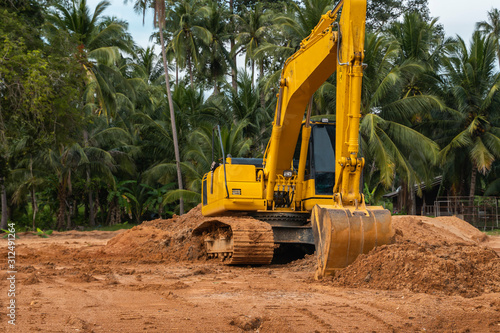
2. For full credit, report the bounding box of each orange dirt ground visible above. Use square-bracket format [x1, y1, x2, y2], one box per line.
[1, 206, 500, 332]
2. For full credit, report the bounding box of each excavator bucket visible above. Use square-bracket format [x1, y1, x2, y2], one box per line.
[311, 204, 392, 279]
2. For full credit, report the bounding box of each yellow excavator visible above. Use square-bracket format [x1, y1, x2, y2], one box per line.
[194, 0, 392, 278]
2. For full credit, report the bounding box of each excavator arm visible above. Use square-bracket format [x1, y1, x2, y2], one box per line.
[264, 0, 369, 208]
[265, 0, 391, 278]
[310, 0, 392, 278]
[199, 0, 392, 277]
[263, 3, 341, 204]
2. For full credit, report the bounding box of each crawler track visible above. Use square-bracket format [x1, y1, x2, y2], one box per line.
[193, 217, 274, 265]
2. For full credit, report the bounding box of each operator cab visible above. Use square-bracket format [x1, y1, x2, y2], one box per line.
[293, 120, 336, 195]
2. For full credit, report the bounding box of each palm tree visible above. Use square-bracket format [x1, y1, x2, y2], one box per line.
[143, 120, 254, 213]
[389, 12, 444, 64]
[171, 83, 227, 131]
[45, 0, 133, 57]
[360, 32, 442, 213]
[9, 144, 46, 231]
[45, 0, 135, 120]
[166, 0, 211, 89]
[124, 0, 149, 25]
[477, 8, 500, 67]
[223, 71, 272, 151]
[154, 0, 185, 215]
[43, 144, 83, 230]
[276, 0, 332, 48]
[438, 32, 500, 205]
[82, 117, 136, 226]
[133, 46, 164, 85]
[228, 0, 238, 92]
[199, 0, 232, 96]
[233, 3, 273, 87]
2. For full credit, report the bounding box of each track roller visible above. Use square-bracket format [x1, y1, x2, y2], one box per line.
[193, 217, 274, 265]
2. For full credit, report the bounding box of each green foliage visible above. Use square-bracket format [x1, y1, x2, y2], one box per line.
[1, 229, 20, 239]
[2, 0, 500, 230]
[93, 222, 136, 231]
[34, 228, 53, 238]
[367, 0, 430, 31]
[485, 229, 500, 236]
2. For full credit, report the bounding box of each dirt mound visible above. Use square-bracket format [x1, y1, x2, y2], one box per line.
[420, 215, 488, 243]
[104, 205, 207, 262]
[330, 216, 500, 297]
[142, 204, 205, 231]
[105, 225, 172, 257]
[104, 207, 499, 297]
[285, 254, 316, 272]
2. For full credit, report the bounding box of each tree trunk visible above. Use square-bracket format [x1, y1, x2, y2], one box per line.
[176, 63, 179, 86]
[57, 184, 66, 230]
[469, 167, 477, 223]
[259, 60, 265, 109]
[84, 130, 95, 227]
[497, 48, 500, 70]
[409, 183, 416, 215]
[251, 59, 255, 88]
[230, 0, 237, 92]
[159, 202, 164, 218]
[213, 72, 219, 96]
[31, 187, 38, 232]
[187, 54, 194, 89]
[87, 168, 95, 227]
[231, 56, 238, 92]
[84, 199, 89, 221]
[108, 199, 120, 226]
[159, 24, 185, 215]
[400, 182, 407, 214]
[67, 201, 73, 230]
[469, 167, 477, 205]
[95, 193, 103, 225]
[0, 178, 7, 230]
[88, 189, 95, 226]
[66, 169, 72, 229]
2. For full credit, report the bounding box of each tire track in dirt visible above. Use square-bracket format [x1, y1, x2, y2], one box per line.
[339, 303, 397, 331]
[261, 304, 314, 332]
[323, 290, 412, 331]
[297, 307, 335, 332]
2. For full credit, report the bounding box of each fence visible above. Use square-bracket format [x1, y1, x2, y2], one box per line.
[427, 196, 499, 230]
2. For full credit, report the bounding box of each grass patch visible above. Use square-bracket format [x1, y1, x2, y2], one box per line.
[485, 229, 500, 236]
[86, 222, 137, 232]
[97, 223, 137, 231]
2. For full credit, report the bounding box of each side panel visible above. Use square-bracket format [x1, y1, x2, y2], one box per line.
[202, 164, 267, 216]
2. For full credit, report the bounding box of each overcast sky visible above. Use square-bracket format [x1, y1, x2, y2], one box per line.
[86, 0, 498, 48]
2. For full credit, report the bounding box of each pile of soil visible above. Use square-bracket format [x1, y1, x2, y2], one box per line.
[105, 205, 207, 262]
[330, 216, 500, 297]
[104, 206, 500, 297]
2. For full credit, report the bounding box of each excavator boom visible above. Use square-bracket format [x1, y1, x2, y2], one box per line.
[310, 0, 393, 278]
[198, 0, 392, 277]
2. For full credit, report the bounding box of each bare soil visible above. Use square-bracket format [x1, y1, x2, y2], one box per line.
[2, 208, 500, 332]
